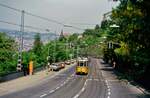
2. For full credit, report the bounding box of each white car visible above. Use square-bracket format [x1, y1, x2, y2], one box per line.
[50, 63, 61, 71]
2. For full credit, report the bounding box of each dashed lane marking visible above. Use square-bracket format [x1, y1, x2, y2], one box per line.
[73, 94, 80, 98]
[105, 79, 111, 98]
[40, 94, 47, 98]
[39, 73, 74, 98]
[73, 79, 88, 98]
[108, 91, 111, 95]
[107, 96, 110, 98]
[55, 86, 60, 90]
[49, 90, 55, 93]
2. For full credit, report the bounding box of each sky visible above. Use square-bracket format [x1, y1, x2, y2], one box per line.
[0, 0, 119, 34]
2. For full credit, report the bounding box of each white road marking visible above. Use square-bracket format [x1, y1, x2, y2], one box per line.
[108, 91, 111, 95]
[81, 88, 85, 92]
[49, 89, 55, 93]
[40, 94, 47, 98]
[107, 96, 110, 98]
[104, 79, 111, 98]
[56, 86, 60, 90]
[73, 79, 88, 98]
[39, 74, 73, 97]
[73, 94, 80, 98]
[39, 66, 76, 98]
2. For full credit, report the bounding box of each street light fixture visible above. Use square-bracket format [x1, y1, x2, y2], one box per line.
[102, 36, 107, 39]
[110, 24, 120, 28]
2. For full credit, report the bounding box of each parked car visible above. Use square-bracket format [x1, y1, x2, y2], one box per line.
[59, 62, 65, 69]
[65, 60, 71, 65]
[50, 63, 61, 71]
[71, 59, 75, 64]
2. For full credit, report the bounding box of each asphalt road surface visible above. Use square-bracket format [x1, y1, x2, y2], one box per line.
[0, 58, 149, 98]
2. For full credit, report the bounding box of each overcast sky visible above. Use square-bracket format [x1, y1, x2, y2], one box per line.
[0, 0, 119, 34]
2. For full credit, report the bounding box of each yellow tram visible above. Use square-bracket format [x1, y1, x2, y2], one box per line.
[76, 57, 89, 75]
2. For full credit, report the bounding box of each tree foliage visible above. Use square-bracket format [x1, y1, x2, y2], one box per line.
[0, 33, 17, 76]
[33, 33, 43, 56]
[101, 0, 150, 88]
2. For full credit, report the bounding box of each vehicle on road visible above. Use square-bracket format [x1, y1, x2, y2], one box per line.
[59, 62, 65, 69]
[50, 63, 61, 71]
[65, 60, 71, 65]
[76, 57, 89, 75]
[70, 59, 76, 64]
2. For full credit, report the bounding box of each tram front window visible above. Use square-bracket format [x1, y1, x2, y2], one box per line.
[78, 62, 84, 66]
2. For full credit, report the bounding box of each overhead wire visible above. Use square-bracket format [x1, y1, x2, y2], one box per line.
[0, 20, 51, 33]
[0, 3, 21, 12]
[0, 3, 84, 31]
[0, 20, 63, 38]
[69, 22, 98, 26]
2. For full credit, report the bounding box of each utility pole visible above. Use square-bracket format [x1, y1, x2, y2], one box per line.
[17, 10, 25, 71]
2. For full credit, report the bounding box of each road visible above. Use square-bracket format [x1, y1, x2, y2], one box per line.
[0, 58, 149, 98]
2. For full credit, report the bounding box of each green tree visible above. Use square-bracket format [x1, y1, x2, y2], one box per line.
[0, 33, 17, 76]
[101, 1, 150, 89]
[33, 33, 43, 56]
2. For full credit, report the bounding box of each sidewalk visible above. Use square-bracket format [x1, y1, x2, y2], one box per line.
[0, 63, 75, 96]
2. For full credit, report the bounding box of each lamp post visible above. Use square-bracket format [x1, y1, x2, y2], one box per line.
[63, 24, 73, 60]
[110, 24, 120, 28]
[109, 24, 120, 49]
[109, 24, 120, 67]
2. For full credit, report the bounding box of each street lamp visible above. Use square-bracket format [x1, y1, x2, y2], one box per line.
[110, 24, 120, 28]
[109, 24, 120, 49]
[102, 36, 107, 39]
